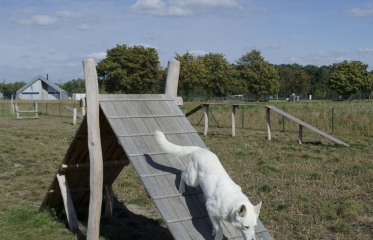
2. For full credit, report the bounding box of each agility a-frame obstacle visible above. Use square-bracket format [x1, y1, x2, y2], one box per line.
[39, 60, 273, 240]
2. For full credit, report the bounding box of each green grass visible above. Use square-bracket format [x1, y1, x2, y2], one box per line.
[0, 100, 373, 239]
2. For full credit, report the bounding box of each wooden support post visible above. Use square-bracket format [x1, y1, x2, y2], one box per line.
[298, 125, 303, 144]
[11, 95, 14, 115]
[204, 105, 209, 136]
[56, 173, 79, 233]
[165, 60, 180, 98]
[104, 186, 113, 220]
[80, 98, 86, 116]
[83, 59, 103, 240]
[35, 103, 38, 118]
[73, 108, 77, 125]
[232, 106, 237, 136]
[266, 107, 271, 140]
[15, 105, 19, 119]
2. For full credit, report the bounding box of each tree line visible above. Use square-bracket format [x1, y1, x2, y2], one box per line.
[2, 44, 373, 100]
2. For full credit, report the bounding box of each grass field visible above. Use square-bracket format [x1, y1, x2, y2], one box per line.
[0, 100, 372, 239]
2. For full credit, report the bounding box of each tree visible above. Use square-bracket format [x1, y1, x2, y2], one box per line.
[57, 78, 85, 93]
[175, 51, 208, 96]
[325, 60, 373, 100]
[202, 53, 232, 95]
[236, 50, 279, 99]
[279, 68, 310, 94]
[96, 44, 162, 94]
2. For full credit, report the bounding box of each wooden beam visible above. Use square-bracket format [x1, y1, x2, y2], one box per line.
[83, 59, 103, 240]
[48, 185, 111, 194]
[73, 108, 77, 125]
[299, 125, 303, 144]
[35, 103, 38, 118]
[60, 160, 129, 171]
[56, 173, 79, 233]
[204, 105, 209, 136]
[103, 186, 113, 220]
[266, 107, 271, 140]
[232, 106, 237, 136]
[15, 105, 19, 119]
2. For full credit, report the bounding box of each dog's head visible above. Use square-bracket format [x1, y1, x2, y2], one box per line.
[231, 202, 262, 240]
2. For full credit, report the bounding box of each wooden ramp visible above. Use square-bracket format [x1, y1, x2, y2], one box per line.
[185, 103, 349, 146]
[64, 106, 84, 119]
[39, 94, 273, 240]
[266, 106, 349, 146]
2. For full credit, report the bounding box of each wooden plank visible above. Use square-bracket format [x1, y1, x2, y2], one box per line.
[222, 220, 242, 238]
[132, 118, 151, 134]
[111, 101, 129, 116]
[187, 133, 207, 148]
[266, 107, 271, 140]
[118, 137, 140, 155]
[83, 59, 103, 240]
[128, 156, 152, 176]
[65, 106, 84, 119]
[141, 176, 164, 199]
[121, 101, 139, 117]
[142, 118, 162, 132]
[156, 175, 178, 196]
[256, 219, 267, 233]
[167, 222, 192, 240]
[73, 108, 77, 125]
[168, 196, 191, 220]
[204, 106, 209, 136]
[232, 106, 237, 137]
[132, 136, 151, 153]
[178, 195, 205, 219]
[165, 154, 185, 172]
[299, 124, 303, 144]
[182, 218, 213, 240]
[56, 173, 79, 233]
[107, 119, 129, 136]
[60, 160, 129, 171]
[185, 104, 204, 117]
[99, 94, 129, 101]
[154, 198, 179, 222]
[266, 105, 349, 146]
[103, 185, 113, 219]
[132, 101, 152, 116]
[256, 230, 274, 240]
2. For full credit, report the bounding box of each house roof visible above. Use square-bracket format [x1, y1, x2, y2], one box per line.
[16, 75, 67, 94]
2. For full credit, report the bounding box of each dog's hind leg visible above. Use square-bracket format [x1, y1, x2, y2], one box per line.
[209, 215, 223, 240]
[179, 172, 186, 194]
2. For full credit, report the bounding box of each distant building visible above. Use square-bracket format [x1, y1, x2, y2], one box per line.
[72, 93, 86, 100]
[16, 75, 68, 100]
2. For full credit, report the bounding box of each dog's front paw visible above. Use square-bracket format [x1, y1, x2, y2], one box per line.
[212, 228, 216, 237]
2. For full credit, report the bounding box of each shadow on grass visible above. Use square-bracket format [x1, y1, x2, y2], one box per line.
[55, 195, 172, 240]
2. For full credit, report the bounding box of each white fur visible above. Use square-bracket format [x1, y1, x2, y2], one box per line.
[154, 130, 262, 240]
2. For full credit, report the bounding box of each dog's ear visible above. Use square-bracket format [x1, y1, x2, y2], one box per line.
[237, 204, 246, 217]
[254, 201, 262, 217]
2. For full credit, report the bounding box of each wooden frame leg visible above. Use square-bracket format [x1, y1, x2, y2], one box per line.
[232, 106, 237, 136]
[56, 173, 79, 233]
[204, 106, 209, 136]
[35, 103, 38, 118]
[15, 105, 19, 119]
[266, 108, 271, 140]
[104, 185, 113, 219]
[299, 125, 303, 144]
[73, 108, 77, 125]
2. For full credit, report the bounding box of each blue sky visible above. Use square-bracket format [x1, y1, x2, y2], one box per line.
[1, 0, 372, 84]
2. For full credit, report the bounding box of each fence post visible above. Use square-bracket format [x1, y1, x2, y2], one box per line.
[46, 103, 47, 116]
[332, 107, 334, 135]
[59, 103, 61, 117]
[2, 103, 3, 116]
[283, 106, 285, 132]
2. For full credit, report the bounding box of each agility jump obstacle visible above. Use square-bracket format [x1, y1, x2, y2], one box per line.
[38, 60, 273, 240]
[186, 103, 349, 146]
[15, 103, 38, 119]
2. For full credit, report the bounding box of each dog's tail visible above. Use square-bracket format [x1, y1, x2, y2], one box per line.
[154, 130, 201, 157]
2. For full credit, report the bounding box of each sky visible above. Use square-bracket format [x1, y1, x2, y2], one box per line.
[0, 0, 372, 84]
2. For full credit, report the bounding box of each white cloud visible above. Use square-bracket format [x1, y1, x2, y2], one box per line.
[129, 0, 242, 16]
[134, 43, 158, 49]
[86, 52, 107, 59]
[357, 48, 373, 53]
[292, 3, 304, 7]
[10, 14, 58, 26]
[76, 24, 90, 30]
[336, 57, 351, 62]
[63, 63, 78, 67]
[142, 31, 161, 39]
[269, 45, 282, 49]
[341, 3, 373, 18]
[289, 50, 346, 65]
[190, 50, 208, 56]
[55, 11, 83, 18]
[48, 49, 56, 54]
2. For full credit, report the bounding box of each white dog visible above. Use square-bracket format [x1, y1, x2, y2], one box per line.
[154, 131, 262, 240]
